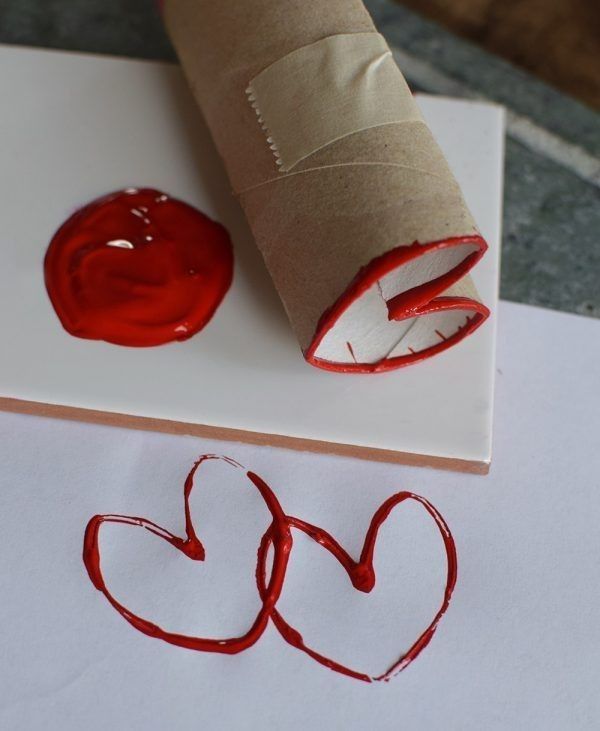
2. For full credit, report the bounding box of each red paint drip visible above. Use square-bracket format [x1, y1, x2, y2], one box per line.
[45, 188, 233, 347]
[83, 455, 292, 654]
[346, 341, 358, 363]
[256, 492, 457, 683]
[83, 457, 457, 682]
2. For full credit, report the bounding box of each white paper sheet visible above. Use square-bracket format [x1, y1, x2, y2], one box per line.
[0, 301, 598, 730]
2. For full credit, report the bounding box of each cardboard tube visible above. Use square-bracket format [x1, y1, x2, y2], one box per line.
[164, 0, 489, 373]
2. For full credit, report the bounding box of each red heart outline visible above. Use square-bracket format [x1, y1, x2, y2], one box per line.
[83, 455, 292, 653]
[83, 457, 457, 682]
[256, 492, 457, 683]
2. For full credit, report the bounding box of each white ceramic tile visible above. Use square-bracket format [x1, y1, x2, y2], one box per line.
[0, 46, 503, 469]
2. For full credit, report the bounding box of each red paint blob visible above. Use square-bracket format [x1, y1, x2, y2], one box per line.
[45, 189, 233, 346]
[83, 456, 292, 654]
[256, 492, 457, 683]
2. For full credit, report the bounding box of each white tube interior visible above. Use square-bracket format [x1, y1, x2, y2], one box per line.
[314, 243, 479, 365]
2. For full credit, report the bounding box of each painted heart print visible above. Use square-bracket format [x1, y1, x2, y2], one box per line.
[83, 455, 457, 682]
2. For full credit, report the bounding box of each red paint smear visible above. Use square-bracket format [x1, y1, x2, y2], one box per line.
[305, 235, 489, 373]
[256, 492, 457, 683]
[83, 457, 457, 682]
[45, 188, 233, 347]
[83, 455, 292, 654]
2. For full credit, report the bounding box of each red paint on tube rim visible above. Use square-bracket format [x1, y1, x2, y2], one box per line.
[304, 234, 489, 373]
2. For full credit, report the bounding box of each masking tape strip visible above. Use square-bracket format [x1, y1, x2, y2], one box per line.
[246, 32, 424, 172]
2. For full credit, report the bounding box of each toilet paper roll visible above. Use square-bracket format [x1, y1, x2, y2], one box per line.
[164, 0, 489, 372]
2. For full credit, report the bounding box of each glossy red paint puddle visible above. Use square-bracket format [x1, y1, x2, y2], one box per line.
[83, 455, 457, 682]
[45, 189, 233, 347]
